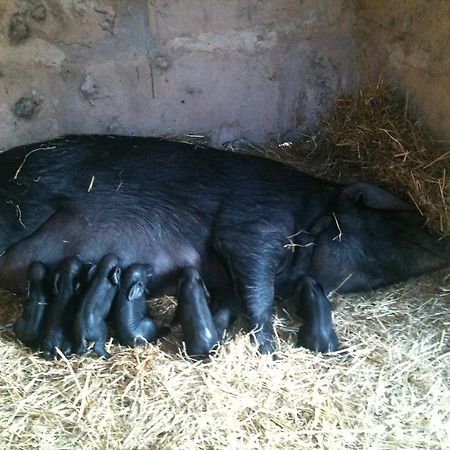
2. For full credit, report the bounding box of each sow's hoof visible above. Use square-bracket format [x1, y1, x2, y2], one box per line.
[297, 328, 339, 353]
[41, 344, 73, 360]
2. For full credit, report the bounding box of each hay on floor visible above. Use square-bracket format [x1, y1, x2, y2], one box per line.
[0, 83, 449, 449]
[0, 271, 449, 449]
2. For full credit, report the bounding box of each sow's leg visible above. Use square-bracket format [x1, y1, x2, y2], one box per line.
[295, 276, 338, 353]
[203, 252, 240, 341]
[214, 223, 288, 354]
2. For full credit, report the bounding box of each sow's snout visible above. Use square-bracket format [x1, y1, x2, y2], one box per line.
[367, 210, 450, 283]
[406, 213, 450, 266]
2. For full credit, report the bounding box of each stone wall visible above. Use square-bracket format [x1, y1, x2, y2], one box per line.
[0, 0, 356, 149]
[355, 0, 450, 140]
[1, 1, 448, 150]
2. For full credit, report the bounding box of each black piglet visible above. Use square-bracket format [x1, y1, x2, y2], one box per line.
[13, 261, 50, 349]
[113, 263, 165, 347]
[73, 254, 121, 358]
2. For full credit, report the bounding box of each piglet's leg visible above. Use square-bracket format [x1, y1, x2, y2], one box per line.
[41, 256, 83, 359]
[93, 325, 111, 359]
[13, 261, 50, 348]
[137, 318, 168, 346]
[295, 276, 339, 353]
[177, 267, 220, 358]
[209, 286, 240, 341]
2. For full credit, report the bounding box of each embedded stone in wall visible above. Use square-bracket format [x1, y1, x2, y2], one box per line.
[80, 73, 99, 104]
[12, 91, 43, 119]
[0, 0, 357, 149]
[8, 12, 30, 44]
[154, 55, 171, 71]
[28, 1, 47, 23]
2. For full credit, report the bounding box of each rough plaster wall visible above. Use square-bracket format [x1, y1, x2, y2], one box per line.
[0, 0, 357, 150]
[355, 0, 450, 140]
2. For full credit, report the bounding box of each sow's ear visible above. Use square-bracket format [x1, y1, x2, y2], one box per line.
[342, 182, 415, 211]
[85, 263, 96, 284]
[53, 273, 60, 296]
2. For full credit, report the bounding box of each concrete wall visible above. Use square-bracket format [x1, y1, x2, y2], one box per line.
[1, 1, 449, 151]
[0, 0, 357, 149]
[355, 0, 450, 140]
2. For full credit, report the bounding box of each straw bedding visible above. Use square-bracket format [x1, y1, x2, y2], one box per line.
[0, 84, 449, 449]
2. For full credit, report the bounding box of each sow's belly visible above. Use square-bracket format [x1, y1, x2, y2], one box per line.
[0, 224, 204, 296]
[82, 239, 204, 297]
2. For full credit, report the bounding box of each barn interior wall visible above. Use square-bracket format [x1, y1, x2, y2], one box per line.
[0, 1, 448, 149]
[354, 0, 450, 141]
[0, 0, 357, 148]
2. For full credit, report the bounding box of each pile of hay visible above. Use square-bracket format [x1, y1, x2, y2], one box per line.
[0, 84, 449, 449]
[287, 83, 449, 234]
[321, 83, 450, 234]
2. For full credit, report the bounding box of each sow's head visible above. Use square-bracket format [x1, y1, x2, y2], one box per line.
[310, 182, 450, 293]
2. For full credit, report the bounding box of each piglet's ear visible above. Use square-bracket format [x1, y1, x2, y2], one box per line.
[144, 264, 153, 279]
[342, 182, 414, 211]
[128, 281, 144, 301]
[109, 266, 121, 286]
[201, 278, 210, 299]
[85, 263, 96, 284]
